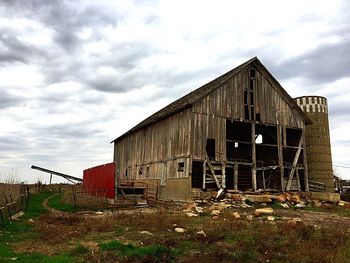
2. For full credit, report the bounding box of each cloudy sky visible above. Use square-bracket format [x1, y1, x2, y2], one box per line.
[0, 0, 349, 183]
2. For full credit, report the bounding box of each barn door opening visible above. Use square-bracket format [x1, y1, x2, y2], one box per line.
[206, 139, 215, 160]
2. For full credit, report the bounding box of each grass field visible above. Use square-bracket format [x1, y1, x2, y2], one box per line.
[1, 191, 350, 262]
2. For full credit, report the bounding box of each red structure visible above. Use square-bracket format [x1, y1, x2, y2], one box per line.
[83, 163, 115, 199]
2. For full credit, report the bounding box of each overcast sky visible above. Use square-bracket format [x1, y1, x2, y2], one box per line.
[0, 0, 349, 183]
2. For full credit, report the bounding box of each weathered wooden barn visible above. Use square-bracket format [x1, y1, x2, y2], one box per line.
[112, 57, 311, 201]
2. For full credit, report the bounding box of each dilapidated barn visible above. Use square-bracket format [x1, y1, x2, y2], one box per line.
[112, 57, 330, 201]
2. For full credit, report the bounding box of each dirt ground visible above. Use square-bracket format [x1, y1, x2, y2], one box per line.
[8, 194, 350, 263]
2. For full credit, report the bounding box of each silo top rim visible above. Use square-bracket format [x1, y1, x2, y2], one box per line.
[294, 95, 327, 101]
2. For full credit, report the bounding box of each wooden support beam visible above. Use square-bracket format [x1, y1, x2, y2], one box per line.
[286, 137, 303, 191]
[251, 123, 257, 191]
[302, 130, 309, 191]
[234, 163, 238, 191]
[221, 162, 226, 189]
[262, 170, 266, 191]
[202, 161, 206, 189]
[277, 125, 284, 191]
[296, 168, 301, 191]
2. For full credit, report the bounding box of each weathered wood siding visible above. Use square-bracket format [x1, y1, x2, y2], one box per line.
[114, 109, 191, 181]
[191, 66, 305, 160]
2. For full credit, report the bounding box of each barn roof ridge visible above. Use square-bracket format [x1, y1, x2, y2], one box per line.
[112, 56, 306, 143]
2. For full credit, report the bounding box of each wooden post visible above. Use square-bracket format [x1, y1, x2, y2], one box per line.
[251, 123, 257, 191]
[73, 187, 77, 210]
[25, 187, 30, 212]
[221, 162, 226, 189]
[302, 130, 309, 191]
[262, 170, 266, 190]
[234, 163, 238, 191]
[278, 126, 284, 191]
[202, 161, 206, 189]
[5, 195, 12, 222]
[49, 173, 52, 185]
[296, 168, 301, 191]
[286, 137, 303, 191]
[0, 208, 4, 227]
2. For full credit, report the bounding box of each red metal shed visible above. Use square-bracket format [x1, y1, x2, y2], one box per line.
[83, 162, 115, 199]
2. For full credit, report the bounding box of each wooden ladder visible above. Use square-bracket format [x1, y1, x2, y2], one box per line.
[203, 157, 226, 190]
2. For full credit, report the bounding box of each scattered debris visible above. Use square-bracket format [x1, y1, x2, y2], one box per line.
[196, 230, 206, 237]
[246, 215, 253, 221]
[246, 195, 273, 203]
[12, 211, 25, 221]
[280, 203, 289, 209]
[232, 212, 240, 219]
[267, 216, 275, 221]
[186, 212, 198, 217]
[288, 217, 303, 225]
[211, 210, 220, 216]
[338, 201, 346, 207]
[140, 231, 154, 236]
[175, 227, 186, 233]
[254, 208, 274, 217]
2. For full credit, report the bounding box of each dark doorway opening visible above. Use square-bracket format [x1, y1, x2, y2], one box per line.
[206, 139, 215, 160]
[225, 167, 234, 190]
[192, 161, 203, 188]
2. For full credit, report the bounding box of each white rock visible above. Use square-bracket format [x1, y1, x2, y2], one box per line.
[195, 206, 204, 214]
[254, 208, 274, 217]
[267, 216, 275, 221]
[211, 210, 220, 216]
[186, 212, 198, 217]
[280, 203, 289, 208]
[140, 231, 154, 236]
[338, 201, 346, 207]
[295, 203, 305, 208]
[196, 230, 206, 237]
[246, 215, 253, 221]
[232, 212, 240, 219]
[175, 227, 186, 233]
[27, 219, 34, 224]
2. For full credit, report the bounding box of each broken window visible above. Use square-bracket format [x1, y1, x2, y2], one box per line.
[146, 165, 150, 177]
[138, 167, 143, 177]
[255, 134, 263, 144]
[177, 161, 185, 172]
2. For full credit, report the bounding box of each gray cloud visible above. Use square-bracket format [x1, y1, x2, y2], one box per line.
[272, 38, 350, 84]
[0, 90, 23, 108]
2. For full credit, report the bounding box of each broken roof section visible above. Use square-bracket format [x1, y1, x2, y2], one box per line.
[112, 57, 308, 143]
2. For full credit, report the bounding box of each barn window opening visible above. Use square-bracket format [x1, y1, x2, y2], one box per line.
[177, 161, 185, 172]
[146, 165, 150, 177]
[206, 139, 216, 160]
[139, 167, 143, 176]
[249, 68, 256, 78]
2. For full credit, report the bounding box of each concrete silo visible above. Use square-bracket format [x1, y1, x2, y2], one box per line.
[295, 96, 334, 192]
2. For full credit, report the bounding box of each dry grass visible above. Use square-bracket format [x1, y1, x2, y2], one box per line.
[13, 208, 350, 262]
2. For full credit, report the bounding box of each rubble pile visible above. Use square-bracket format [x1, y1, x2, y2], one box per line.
[182, 190, 349, 223]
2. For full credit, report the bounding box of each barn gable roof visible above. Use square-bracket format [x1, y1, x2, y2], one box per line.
[112, 57, 307, 143]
